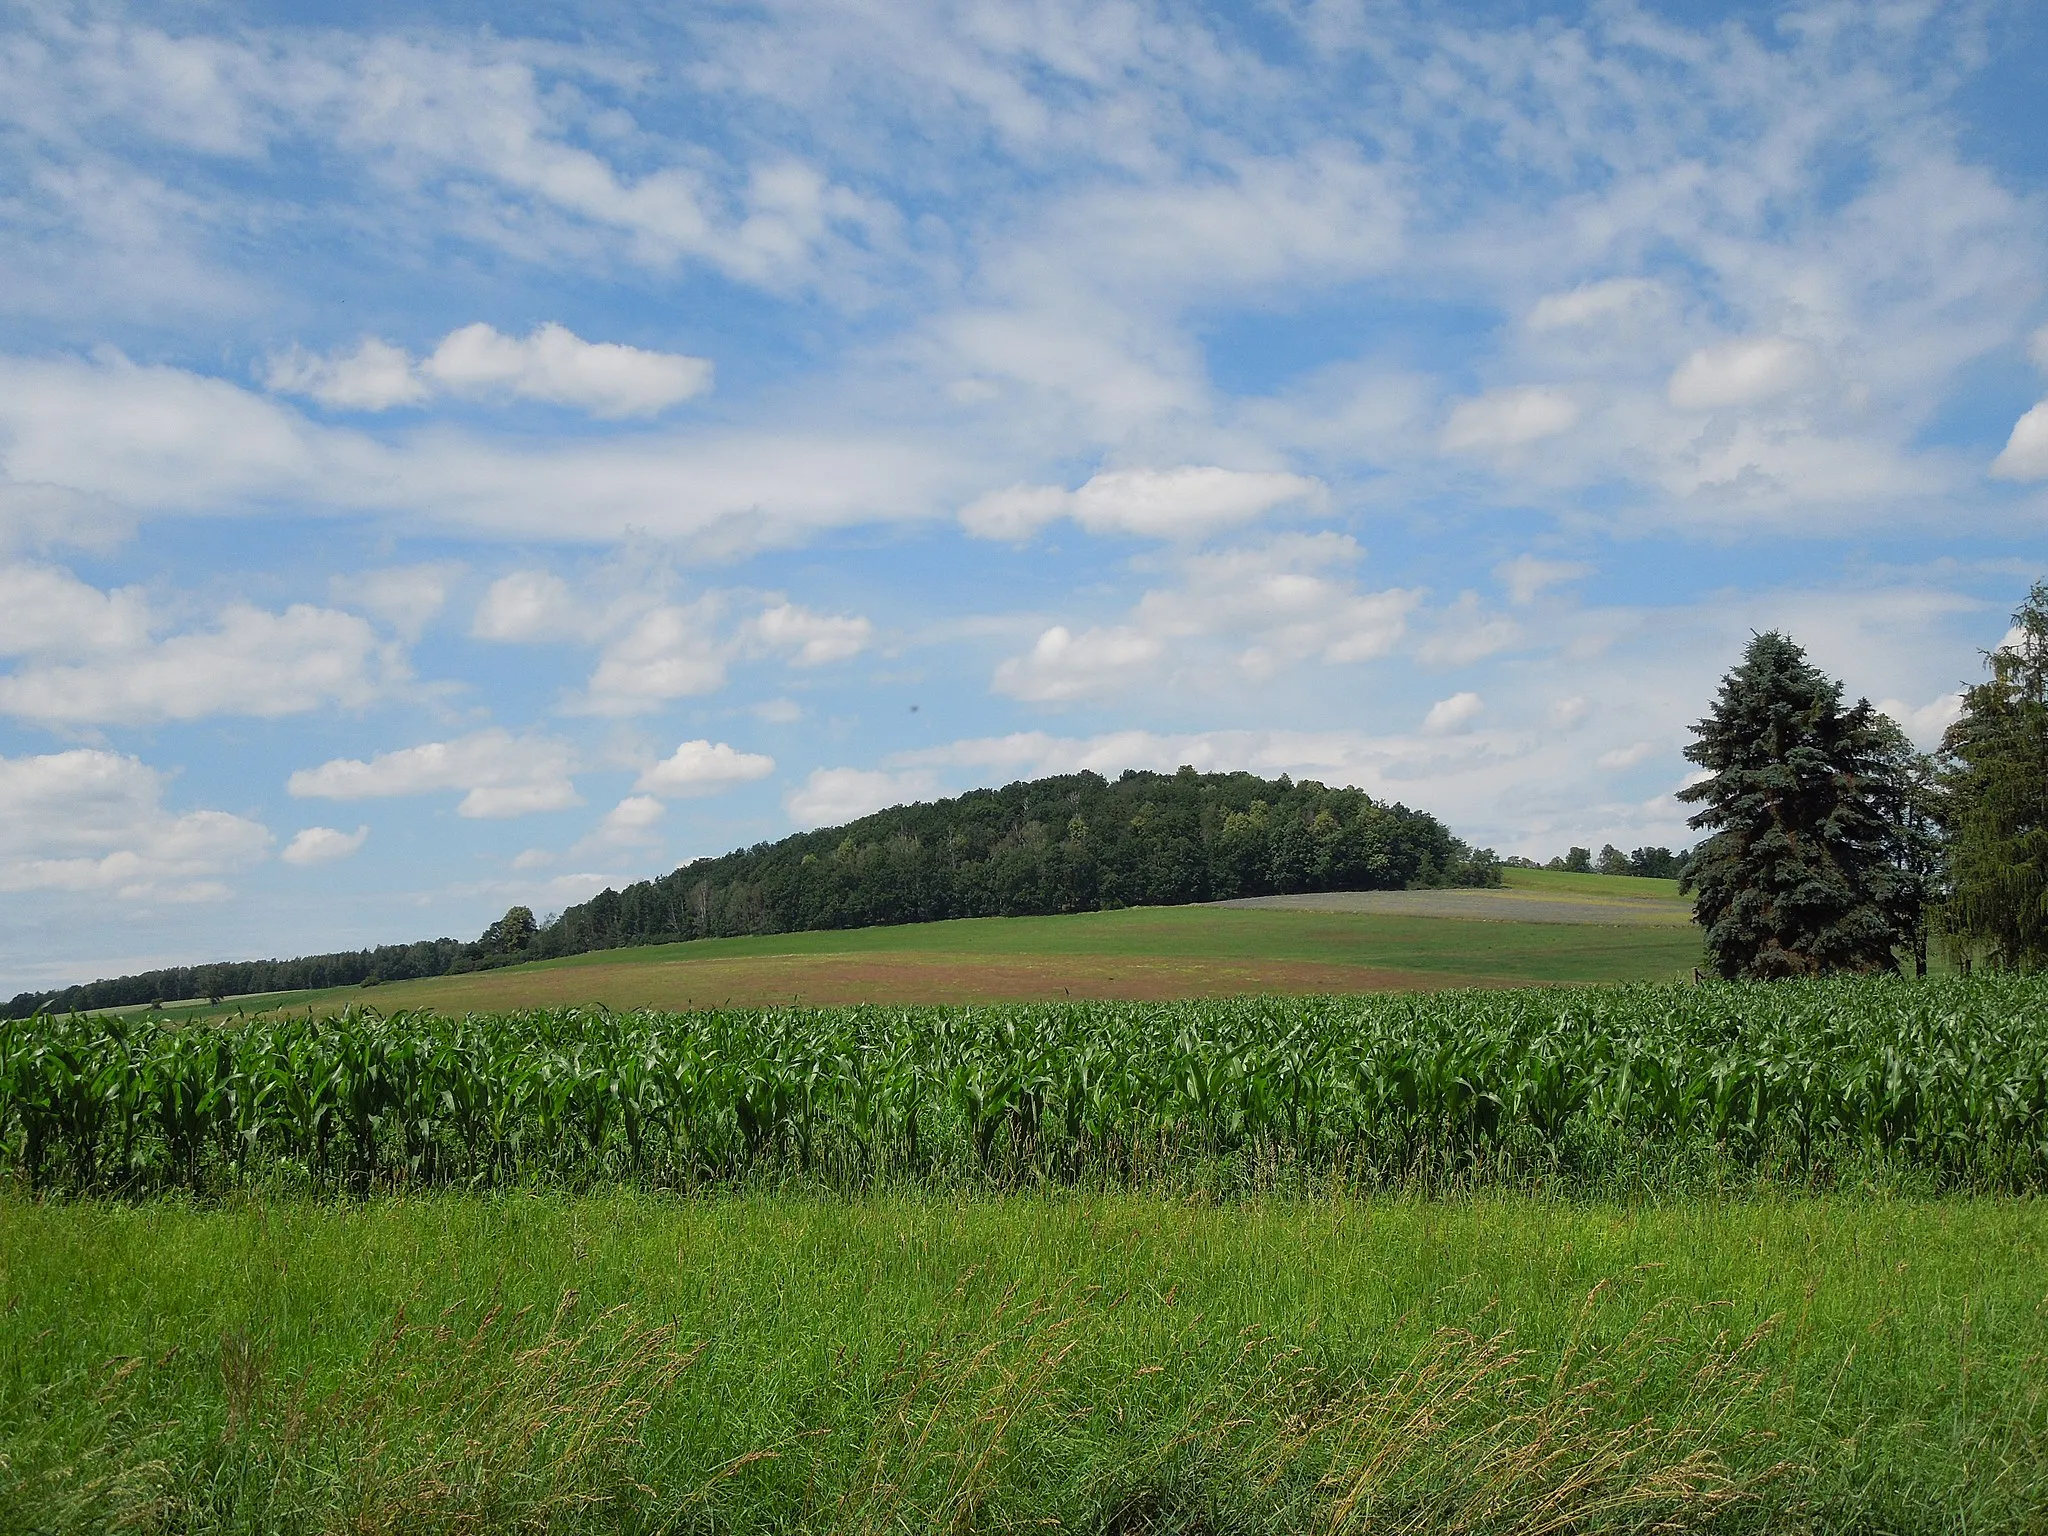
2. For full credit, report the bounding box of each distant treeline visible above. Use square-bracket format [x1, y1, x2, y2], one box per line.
[5, 767, 1498, 1019]
[1503, 844, 1688, 879]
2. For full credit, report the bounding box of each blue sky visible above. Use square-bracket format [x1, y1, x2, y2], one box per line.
[3, 0, 2046, 989]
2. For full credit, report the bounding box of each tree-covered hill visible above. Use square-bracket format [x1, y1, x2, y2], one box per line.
[6, 767, 1497, 1018]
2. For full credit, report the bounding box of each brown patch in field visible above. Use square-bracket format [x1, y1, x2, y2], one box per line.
[343, 950, 1512, 1014]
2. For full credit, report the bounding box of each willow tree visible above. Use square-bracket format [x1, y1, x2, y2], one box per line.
[1678, 632, 1912, 978]
[1939, 582, 2048, 970]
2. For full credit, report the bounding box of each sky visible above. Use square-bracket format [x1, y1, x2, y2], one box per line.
[2, 0, 2046, 990]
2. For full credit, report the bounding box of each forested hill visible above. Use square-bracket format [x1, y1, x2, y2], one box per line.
[6, 767, 1498, 1018]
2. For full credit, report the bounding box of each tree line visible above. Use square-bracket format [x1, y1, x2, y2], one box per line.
[1677, 581, 2048, 979]
[3, 769, 1499, 1018]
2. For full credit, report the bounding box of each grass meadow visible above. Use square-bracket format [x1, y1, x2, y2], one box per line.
[3, 1191, 2043, 1534]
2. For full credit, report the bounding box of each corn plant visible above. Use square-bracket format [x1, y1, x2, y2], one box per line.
[2, 974, 2045, 1196]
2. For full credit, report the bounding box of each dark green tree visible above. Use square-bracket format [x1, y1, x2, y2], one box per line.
[480, 905, 538, 955]
[1678, 632, 1911, 978]
[1938, 581, 2048, 970]
[1595, 843, 1629, 875]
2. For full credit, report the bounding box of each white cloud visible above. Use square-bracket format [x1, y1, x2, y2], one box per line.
[580, 602, 727, 714]
[1421, 692, 1484, 735]
[580, 794, 665, 849]
[0, 563, 150, 657]
[750, 697, 804, 724]
[1525, 279, 1664, 331]
[1875, 691, 1966, 747]
[0, 352, 960, 556]
[635, 739, 776, 797]
[288, 729, 580, 818]
[1991, 402, 2048, 480]
[961, 466, 1319, 542]
[746, 602, 873, 665]
[0, 749, 270, 899]
[422, 323, 713, 417]
[958, 483, 1073, 540]
[266, 338, 427, 411]
[1417, 596, 1522, 668]
[330, 564, 453, 639]
[1497, 556, 1593, 606]
[1667, 337, 1816, 411]
[991, 534, 1420, 701]
[0, 602, 389, 725]
[1596, 742, 1655, 770]
[786, 766, 940, 828]
[993, 624, 1163, 702]
[1441, 388, 1579, 453]
[472, 570, 591, 642]
[281, 824, 369, 865]
[269, 325, 712, 418]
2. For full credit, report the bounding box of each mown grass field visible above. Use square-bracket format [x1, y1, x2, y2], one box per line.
[3, 1191, 2042, 1533]
[141, 870, 1703, 1023]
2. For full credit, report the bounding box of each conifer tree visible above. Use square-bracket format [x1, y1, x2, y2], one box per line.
[1678, 632, 1911, 978]
[1939, 581, 2048, 970]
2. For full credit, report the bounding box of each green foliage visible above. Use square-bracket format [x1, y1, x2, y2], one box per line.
[534, 767, 1501, 960]
[478, 904, 538, 955]
[1940, 580, 2048, 971]
[1679, 632, 1917, 978]
[5, 974, 2046, 1196]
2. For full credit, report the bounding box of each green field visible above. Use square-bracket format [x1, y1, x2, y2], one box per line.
[126, 870, 1703, 1023]
[3, 1191, 2042, 1533]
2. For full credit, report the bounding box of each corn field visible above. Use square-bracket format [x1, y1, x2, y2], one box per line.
[3, 974, 2045, 1195]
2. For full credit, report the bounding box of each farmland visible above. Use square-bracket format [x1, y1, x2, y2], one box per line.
[8, 902, 2039, 1533]
[6, 974, 2041, 1197]
[111, 869, 1705, 1023]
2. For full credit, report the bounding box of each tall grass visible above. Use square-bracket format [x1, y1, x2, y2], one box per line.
[7, 1192, 2044, 1533]
[4, 974, 2045, 1196]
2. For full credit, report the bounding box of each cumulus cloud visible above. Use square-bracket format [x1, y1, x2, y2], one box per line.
[1991, 402, 2048, 480]
[422, 324, 713, 416]
[635, 739, 776, 797]
[961, 467, 1320, 542]
[471, 571, 591, 642]
[1497, 556, 1593, 606]
[269, 324, 712, 418]
[288, 729, 580, 818]
[1441, 388, 1579, 453]
[0, 749, 271, 899]
[265, 338, 427, 411]
[281, 824, 368, 865]
[472, 574, 873, 709]
[581, 603, 728, 714]
[579, 794, 665, 849]
[993, 624, 1165, 702]
[991, 535, 1419, 701]
[786, 766, 940, 828]
[1667, 337, 1816, 411]
[0, 601, 390, 725]
[1421, 692, 1484, 734]
[745, 602, 873, 665]
[0, 563, 150, 657]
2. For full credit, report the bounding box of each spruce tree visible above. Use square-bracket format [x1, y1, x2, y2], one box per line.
[1938, 581, 2048, 970]
[1677, 632, 1910, 978]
